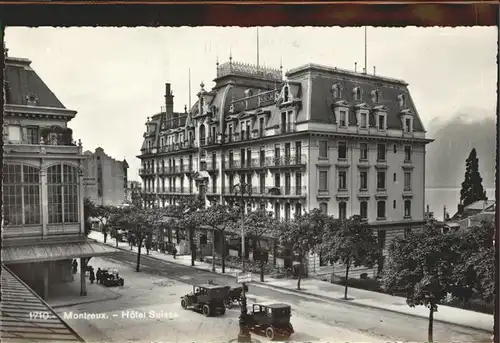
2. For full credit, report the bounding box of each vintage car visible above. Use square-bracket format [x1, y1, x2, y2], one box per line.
[100, 268, 125, 287]
[246, 303, 294, 340]
[180, 284, 229, 317]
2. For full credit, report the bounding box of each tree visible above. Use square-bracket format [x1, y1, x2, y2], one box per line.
[321, 215, 380, 300]
[450, 221, 495, 305]
[278, 209, 325, 290]
[200, 204, 239, 273]
[90, 205, 116, 243]
[460, 148, 488, 208]
[166, 196, 205, 266]
[383, 222, 460, 343]
[241, 209, 278, 282]
[113, 206, 152, 272]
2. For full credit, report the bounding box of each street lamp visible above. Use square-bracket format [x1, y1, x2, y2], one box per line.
[233, 183, 252, 343]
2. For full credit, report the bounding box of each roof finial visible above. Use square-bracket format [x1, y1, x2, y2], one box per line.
[229, 47, 233, 63]
[216, 53, 219, 66]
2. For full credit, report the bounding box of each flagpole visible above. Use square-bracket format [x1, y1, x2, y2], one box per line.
[257, 28, 260, 70]
[188, 68, 191, 110]
[364, 26, 367, 74]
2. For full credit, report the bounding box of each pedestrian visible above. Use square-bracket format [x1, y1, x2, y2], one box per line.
[89, 269, 95, 284]
[172, 246, 177, 259]
[96, 267, 102, 283]
[103, 228, 108, 243]
[72, 259, 78, 274]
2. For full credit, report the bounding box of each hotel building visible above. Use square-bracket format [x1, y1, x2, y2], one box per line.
[138, 59, 433, 274]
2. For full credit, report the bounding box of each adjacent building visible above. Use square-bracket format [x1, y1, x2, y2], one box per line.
[2, 51, 118, 300]
[82, 147, 129, 206]
[125, 180, 142, 203]
[138, 59, 433, 274]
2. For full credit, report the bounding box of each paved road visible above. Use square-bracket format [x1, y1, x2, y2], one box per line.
[109, 251, 491, 343]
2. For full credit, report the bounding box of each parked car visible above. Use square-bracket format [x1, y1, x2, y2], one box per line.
[246, 303, 294, 340]
[100, 268, 124, 287]
[180, 284, 229, 317]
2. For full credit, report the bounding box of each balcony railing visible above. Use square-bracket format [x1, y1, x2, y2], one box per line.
[157, 187, 192, 194]
[266, 154, 306, 167]
[4, 141, 82, 155]
[139, 168, 154, 175]
[223, 186, 307, 197]
[158, 140, 195, 153]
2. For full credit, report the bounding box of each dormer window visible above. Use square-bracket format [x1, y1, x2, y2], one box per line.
[405, 117, 413, 133]
[331, 84, 342, 98]
[284, 86, 289, 102]
[354, 87, 362, 101]
[360, 112, 368, 129]
[377, 113, 386, 131]
[26, 93, 38, 106]
[372, 90, 380, 103]
[339, 110, 348, 127]
[398, 94, 407, 107]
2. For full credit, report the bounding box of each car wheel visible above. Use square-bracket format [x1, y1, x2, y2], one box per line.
[181, 298, 188, 309]
[265, 327, 275, 340]
[202, 304, 211, 317]
[224, 300, 233, 309]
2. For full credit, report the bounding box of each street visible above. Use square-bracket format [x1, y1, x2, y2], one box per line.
[58, 250, 491, 343]
[57, 256, 386, 343]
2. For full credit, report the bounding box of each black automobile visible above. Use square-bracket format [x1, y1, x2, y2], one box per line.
[100, 268, 124, 287]
[246, 303, 294, 340]
[180, 284, 229, 317]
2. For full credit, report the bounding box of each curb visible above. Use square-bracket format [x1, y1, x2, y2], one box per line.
[51, 294, 122, 309]
[96, 238, 493, 333]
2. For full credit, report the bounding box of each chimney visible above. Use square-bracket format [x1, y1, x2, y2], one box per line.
[443, 205, 447, 221]
[354, 62, 357, 72]
[165, 83, 174, 119]
[373, 66, 376, 75]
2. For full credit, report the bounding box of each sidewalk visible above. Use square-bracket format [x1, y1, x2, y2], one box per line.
[47, 263, 122, 309]
[90, 231, 493, 332]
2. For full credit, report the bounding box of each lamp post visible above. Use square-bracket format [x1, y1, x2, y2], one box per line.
[233, 183, 252, 343]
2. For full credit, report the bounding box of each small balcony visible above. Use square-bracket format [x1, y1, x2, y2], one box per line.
[265, 186, 307, 197]
[266, 154, 307, 169]
[139, 168, 154, 176]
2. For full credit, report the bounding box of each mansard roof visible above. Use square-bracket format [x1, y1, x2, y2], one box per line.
[4, 56, 67, 109]
[290, 64, 425, 132]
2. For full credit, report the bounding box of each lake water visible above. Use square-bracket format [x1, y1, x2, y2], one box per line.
[425, 187, 495, 220]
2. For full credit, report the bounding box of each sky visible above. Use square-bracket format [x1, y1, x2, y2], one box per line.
[5, 27, 497, 181]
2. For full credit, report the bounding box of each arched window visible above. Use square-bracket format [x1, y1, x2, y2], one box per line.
[354, 87, 362, 101]
[47, 164, 79, 224]
[283, 86, 289, 102]
[331, 84, 342, 98]
[3, 164, 41, 225]
[319, 202, 328, 214]
[199, 124, 206, 145]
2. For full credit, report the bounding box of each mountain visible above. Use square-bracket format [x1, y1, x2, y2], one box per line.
[425, 112, 495, 189]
